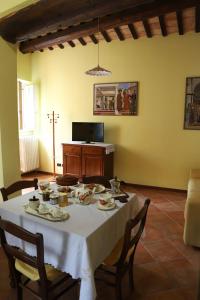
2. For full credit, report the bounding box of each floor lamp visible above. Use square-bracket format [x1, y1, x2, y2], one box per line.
[47, 111, 59, 181]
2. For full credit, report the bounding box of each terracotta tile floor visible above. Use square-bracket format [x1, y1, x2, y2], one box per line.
[0, 173, 199, 300]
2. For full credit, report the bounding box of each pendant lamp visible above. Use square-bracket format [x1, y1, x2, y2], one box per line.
[85, 17, 111, 76]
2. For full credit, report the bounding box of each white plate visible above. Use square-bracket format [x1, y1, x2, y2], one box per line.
[24, 204, 69, 222]
[97, 199, 116, 210]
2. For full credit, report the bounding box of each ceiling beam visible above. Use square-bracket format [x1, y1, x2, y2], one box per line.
[89, 34, 98, 44]
[195, 6, 200, 32]
[67, 41, 76, 47]
[176, 11, 184, 35]
[158, 15, 167, 36]
[143, 19, 152, 37]
[101, 30, 112, 42]
[78, 37, 87, 46]
[58, 44, 64, 49]
[0, 0, 154, 43]
[19, 0, 199, 53]
[114, 27, 125, 41]
[128, 23, 138, 39]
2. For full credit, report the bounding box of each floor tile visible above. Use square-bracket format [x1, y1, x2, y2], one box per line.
[160, 258, 198, 288]
[154, 201, 183, 212]
[134, 262, 175, 295]
[142, 239, 185, 262]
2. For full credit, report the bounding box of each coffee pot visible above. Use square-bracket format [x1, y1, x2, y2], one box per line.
[109, 176, 120, 194]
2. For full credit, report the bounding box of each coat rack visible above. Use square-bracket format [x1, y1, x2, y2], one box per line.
[47, 111, 59, 180]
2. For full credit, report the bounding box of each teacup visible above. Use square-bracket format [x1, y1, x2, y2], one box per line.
[29, 196, 40, 210]
[38, 203, 49, 214]
[42, 191, 51, 201]
[98, 193, 112, 206]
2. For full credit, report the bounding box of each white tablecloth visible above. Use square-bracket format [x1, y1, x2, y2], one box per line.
[0, 188, 139, 300]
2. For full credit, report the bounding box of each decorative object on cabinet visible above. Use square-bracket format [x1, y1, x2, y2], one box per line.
[62, 143, 114, 179]
[93, 82, 138, 116]
[184, 77, 200, 129]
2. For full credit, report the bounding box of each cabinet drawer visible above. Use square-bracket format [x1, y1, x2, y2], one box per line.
[82, 146, 104, 155]
[63, 145, 81, 155]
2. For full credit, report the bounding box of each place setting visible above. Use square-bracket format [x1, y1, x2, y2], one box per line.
[23, 180, 71, 221]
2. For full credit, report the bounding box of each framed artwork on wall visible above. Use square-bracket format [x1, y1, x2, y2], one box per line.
[184, 77, 200, 129]
[93, 82, 138, 116]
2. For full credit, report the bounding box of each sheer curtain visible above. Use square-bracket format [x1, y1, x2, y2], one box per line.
[18, 81, 39, 173]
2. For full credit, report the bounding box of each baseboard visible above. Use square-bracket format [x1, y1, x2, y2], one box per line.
[121, 181, 187, 193]
[22, 171, 61, 176]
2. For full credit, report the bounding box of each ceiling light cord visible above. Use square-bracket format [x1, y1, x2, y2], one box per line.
[98, 17, 100, 66]
[85, 16, 111, 76]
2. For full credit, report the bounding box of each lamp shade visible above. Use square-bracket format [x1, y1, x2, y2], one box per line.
[85, 64, 112, 76]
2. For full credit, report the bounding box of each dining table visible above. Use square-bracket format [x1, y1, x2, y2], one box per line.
[0, 183, 140, 300]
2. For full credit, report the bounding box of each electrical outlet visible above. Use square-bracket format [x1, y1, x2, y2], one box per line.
[57, 163, 62, 167]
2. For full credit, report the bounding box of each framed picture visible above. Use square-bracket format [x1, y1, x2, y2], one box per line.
[93, 82, 138, 116]
[184, 77, 200, 129]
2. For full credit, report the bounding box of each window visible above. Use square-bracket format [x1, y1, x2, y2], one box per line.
[17, 80, 36, 132]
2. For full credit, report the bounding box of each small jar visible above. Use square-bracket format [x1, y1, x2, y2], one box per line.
[59, 193, 68, 207]
[49, 193, 59, 205]
[42, 191, 51, 201]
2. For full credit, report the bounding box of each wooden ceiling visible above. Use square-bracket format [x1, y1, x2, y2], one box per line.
[0, 0, 199, 54]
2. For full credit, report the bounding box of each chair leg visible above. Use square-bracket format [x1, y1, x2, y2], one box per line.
[40, 285, 48, 300]
[16, 284, 23, 300]
[15, 272, 23, 300]
[8, 260, 16, 288]
[128, 263, 134, 291]
[116, 276, 122, 300]
[9, 271, 16, 288]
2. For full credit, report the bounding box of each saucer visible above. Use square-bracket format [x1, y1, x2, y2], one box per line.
[97, 198, 116, 210]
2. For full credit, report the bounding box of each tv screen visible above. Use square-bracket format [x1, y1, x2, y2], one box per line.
[72, 122, 104, 143]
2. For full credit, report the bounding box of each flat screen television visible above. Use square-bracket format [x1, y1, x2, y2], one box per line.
[72, 122, 104, 143]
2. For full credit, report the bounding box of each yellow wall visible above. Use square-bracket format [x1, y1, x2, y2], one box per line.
[30, 33, 200, 190]
[0, 0, 39, 17]
[0, 38, 20, 190]
[17, 51, 32, 81]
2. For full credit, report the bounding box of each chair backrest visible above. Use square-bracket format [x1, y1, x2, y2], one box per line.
[117, 198, 150, 267]
[0, 218, 48, 284]
[81, 176, 111, 188]
[0, 178, 38, 201]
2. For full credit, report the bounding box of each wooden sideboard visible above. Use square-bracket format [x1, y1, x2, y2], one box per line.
[62, 143, 114, 178]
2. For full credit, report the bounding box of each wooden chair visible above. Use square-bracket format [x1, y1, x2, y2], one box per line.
[0, 218, 79, 300]
[81, 175, 111, 188]
[95, 198, 150, 300]
[0, 178, 38, 201]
